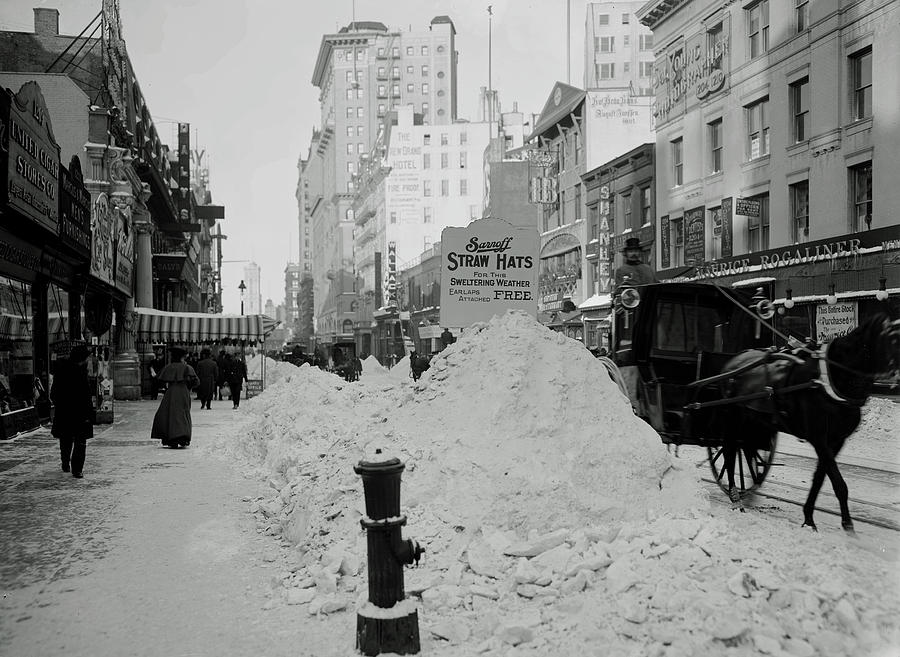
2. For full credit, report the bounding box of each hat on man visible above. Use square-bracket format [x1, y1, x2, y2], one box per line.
[168, 346, 187, 360]
[621, 237, 644, 252]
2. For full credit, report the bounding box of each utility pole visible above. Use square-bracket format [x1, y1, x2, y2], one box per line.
[487, 5, 493, 133]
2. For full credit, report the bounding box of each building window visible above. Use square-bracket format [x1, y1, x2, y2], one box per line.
[460, 179, 468, 196]
[851, 161, 873, 230]
[640, 186, 651, 224]
[423, 207, 432, 223]
[795, 0, 809, 32]
[574, 184, 582, 222]
[599, 36, 615, 53]
[672, 217, 684, 267]
[424, 134, 431, 145]
[377, 84, 386, 97]
[441, 133, 448, 146]
[423, 180, 432, 197]
[422, 83, 429, 94]
[347, 181, 354, 192]
[422, 102, 429, 114]
[392, 47, 399, 57]
[624, 62, 630, 74]
[390, 212, 397, 224]
[423, 153, 431, 169]
[406, 65, 414, 74]
[346, 143, 353, 155]
[357, 107, 364, 118]
[391, 66, 400, 77]
[746, 98, 769, 159]
[708, 206, 722, 260]
[790, 180, 809, 242]
[440, 153, 449, 169]
[598, 14, 609, 26]
[392, 84, 400, 96]
[347, 162, 354, 173]
[441, 179, 449, 196]
[469, 204, 479, 219]
[790, 78, 810, 142]
[748, 1, 769, 59]
[639, 34, 653, 51]
[357, 88, 363, 99]
[406, 46, 414, 56]
[459, 152, 467, 168]
[346, 88, 353, 100]
[851, 48, 873, 121]
[357, 49, 364, 61]
[747, 194, 770, 252]
[346, 126, 354, 137]
[672, 137, 683, 186]
[639, 61, 653, 77]
[622, 13, 630, 24]
[624, 35, 630, 47]
[709, 119, 723, 173]
[622, 191, 632, 230]
[599, 63, 615, 80]
[407, 83, 414, 93]
[346, 107, 354, 118]
[346, 71, 353, 83]
[421, 45, 429, 56]
[357, 143, 364, 154]
[357, 126, 364, 136]
[422, 64, 429, 76]
[377, 103, 386, 115]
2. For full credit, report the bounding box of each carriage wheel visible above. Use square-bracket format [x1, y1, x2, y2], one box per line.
[706, 432, 778, 497]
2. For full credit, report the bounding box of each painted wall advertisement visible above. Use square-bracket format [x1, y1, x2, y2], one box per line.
[440, 218, 539, 327]
[386, 129, 422, 223]
[816, 301, 858, 344]
[5, 82, 60, 235]
[89, 193, 115, 286]
[684, 206, 705, 266]
[585, 91, 655, 170]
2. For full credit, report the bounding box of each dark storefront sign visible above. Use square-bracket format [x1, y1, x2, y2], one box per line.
[153, 254, 188, 282]
[684, 206, 705, 265]
[4, 82, 60, 236]
[386, 242, 397, 306]
[660, 215, 670, 269]
[720, 197, 733, 258]
[176, 123, 191, 222]
[735, 197, 761, 217]
[611, 225, 654, 253]
[58, 156, 92, 259]
[661, 225, 900, 281]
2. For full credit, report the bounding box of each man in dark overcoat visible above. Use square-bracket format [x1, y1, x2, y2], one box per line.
[51, 344, 94, 478]
[227, 355, 248, 410]
[195, 348, 218, 410]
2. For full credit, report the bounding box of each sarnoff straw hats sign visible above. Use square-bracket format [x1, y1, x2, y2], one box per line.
[440, 218, 539, 327]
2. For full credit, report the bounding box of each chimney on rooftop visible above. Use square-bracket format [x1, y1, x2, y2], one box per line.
[34, 8, 60, 36]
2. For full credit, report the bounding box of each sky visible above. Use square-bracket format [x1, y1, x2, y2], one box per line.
[0, 0, 593, 315]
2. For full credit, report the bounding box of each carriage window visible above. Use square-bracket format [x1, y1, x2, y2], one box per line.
[654, 301, 725, 353]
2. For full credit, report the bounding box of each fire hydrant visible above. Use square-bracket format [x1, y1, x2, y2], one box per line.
[354, 449, 424, 656]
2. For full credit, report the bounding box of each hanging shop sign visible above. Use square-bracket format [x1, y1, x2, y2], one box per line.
[3, 82, 60, 235]
[153, 254, 187, 282]
[58, 156, 92, 259]
[113, 200, 134, 296]
[176, 123, 191, 223]
[816, 301, 858, 344]
[89, 193, 115, 287]
[440, 217, 539, 326]
[660, 215, 671, 269]
[385, 242, 397, 307]
[684, 206, 706, 266]
[720, 197, 734, 258]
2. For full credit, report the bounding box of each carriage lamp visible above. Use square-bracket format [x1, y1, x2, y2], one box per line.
[826, 284, 837, 305]
[783, 288, 795, 310]
[876, 277, 889, 302]
[620, 287, 641, 309]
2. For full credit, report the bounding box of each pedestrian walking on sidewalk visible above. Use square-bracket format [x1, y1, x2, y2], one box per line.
[151, 346, 200, 448]
[50, 343, 94, 478]
[226, 354, 248, 410]
[195, 348, 218, 410]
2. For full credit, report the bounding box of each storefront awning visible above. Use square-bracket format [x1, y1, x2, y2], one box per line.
[135, 307, 278, 344]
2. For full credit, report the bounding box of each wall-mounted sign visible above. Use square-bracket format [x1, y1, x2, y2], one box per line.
[385, 129, 422, 224]
[660, 215, 671, 269]
[684, 206, 706, 266]
[4, 82, 60, 234]
[440, 218, 539, 327]
[386, 241, 397, 307]
[720, 198, 733, 258]
[58, 155, 92, 259]
[89, 193, 115, 286]
[816, 301, 858, 344]
[153, 254, 187, 282]
[176, 123, 191, 222]
[735, 197, 761, 217]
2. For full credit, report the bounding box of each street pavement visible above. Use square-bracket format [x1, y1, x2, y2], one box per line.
[0, 399, 345, 657]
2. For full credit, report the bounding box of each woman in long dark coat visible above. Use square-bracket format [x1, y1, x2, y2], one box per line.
[195, 348, 218, 410]
[51, 344, 94, 478]
[151, 347, 199, 447]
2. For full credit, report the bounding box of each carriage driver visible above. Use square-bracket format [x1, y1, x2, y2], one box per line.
[614, 237, 659, 288]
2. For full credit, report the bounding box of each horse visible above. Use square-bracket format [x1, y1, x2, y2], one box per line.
[720, 312, 900, 533]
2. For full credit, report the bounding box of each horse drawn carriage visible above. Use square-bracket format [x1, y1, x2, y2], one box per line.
[604, 281, 900, 533]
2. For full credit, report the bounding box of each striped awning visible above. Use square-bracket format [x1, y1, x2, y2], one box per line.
[135, 307, 278, 344]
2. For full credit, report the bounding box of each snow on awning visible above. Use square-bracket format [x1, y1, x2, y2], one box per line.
[135, 307, 277, 344]
[578, 293, 612, 310]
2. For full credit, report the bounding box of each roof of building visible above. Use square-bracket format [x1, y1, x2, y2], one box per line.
[339, 21, 388, 33]
[528, 82, 586, 141]
[430, 16, 457, 34]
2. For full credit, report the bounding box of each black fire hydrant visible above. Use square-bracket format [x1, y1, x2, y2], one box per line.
[354, 450, 424, 656]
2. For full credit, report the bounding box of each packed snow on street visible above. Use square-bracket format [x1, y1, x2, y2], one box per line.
[225, 311, 900, 656]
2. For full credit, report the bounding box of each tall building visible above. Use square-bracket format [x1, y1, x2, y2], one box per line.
[638, 0, 900, 342]
[304, 17, 460, 351]
[585, 2, 655, 94]
[243, 262, 262, 315]
[283, 262, 302, 332]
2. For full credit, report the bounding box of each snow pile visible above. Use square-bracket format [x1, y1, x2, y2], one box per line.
[246, 355, 296, 386]
[849, 397, 900, 465]
[211, 311, 900, 656]
[361, 355, 387, 377]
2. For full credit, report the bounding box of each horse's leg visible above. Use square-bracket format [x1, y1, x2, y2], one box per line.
[823, 457, 854, 533]
[802, 462, 827, 531]
[723, 441, 743, 510]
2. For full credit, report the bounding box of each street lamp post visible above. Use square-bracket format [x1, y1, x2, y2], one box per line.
[239, 279, 246, 316]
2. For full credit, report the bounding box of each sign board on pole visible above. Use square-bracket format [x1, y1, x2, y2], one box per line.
[439, 218, 539, 327]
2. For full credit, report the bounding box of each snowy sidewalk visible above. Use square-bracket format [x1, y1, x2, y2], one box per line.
[0, 400, 346, 657]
